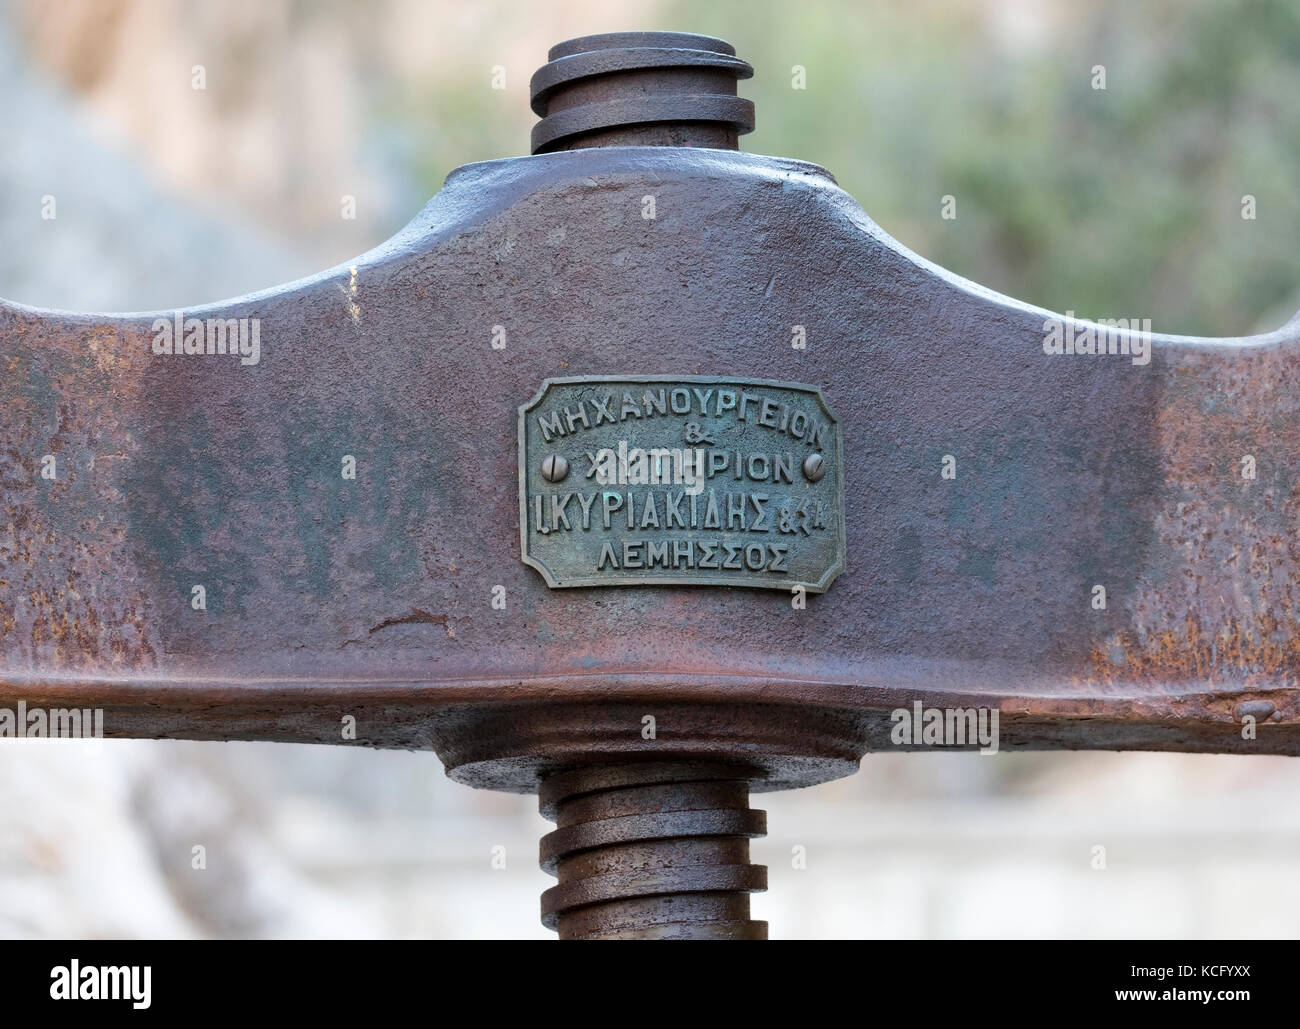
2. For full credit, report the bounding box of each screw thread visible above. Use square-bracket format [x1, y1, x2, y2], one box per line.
[538, 761, 767, 940]
[529, 32, 754, 154]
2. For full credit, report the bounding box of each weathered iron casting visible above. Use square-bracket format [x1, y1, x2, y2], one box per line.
[3, 31, 1299, 940]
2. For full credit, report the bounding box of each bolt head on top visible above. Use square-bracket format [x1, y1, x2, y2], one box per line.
[803, 453, 826, 482]
[529, 31, 754, 154]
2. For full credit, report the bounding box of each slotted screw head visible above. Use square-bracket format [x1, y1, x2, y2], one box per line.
[541, 454, 569, 482]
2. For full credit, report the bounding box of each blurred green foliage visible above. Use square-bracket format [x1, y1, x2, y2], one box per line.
[681, 0, 1300, 336]
[407, 0, 1300, 336]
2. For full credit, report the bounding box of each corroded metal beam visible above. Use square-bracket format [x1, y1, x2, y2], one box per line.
[3, 30, 1297, 937]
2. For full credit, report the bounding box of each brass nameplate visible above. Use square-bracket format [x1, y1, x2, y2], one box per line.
[519, 376, 845, 592]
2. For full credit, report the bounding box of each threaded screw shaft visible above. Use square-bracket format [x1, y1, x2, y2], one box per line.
[538, 761, 768, 940]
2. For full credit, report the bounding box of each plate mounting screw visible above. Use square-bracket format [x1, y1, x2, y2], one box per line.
[541, 454, 569, 482]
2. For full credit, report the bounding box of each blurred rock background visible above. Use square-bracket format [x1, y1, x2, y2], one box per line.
[1, 0, 1298, 939]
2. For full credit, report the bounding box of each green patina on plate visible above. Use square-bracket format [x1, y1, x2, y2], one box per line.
[519, 375, 845, 592]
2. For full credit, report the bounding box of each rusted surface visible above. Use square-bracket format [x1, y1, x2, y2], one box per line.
[1089, 338, 1300, 693]
[3, 35, 1300, 797]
